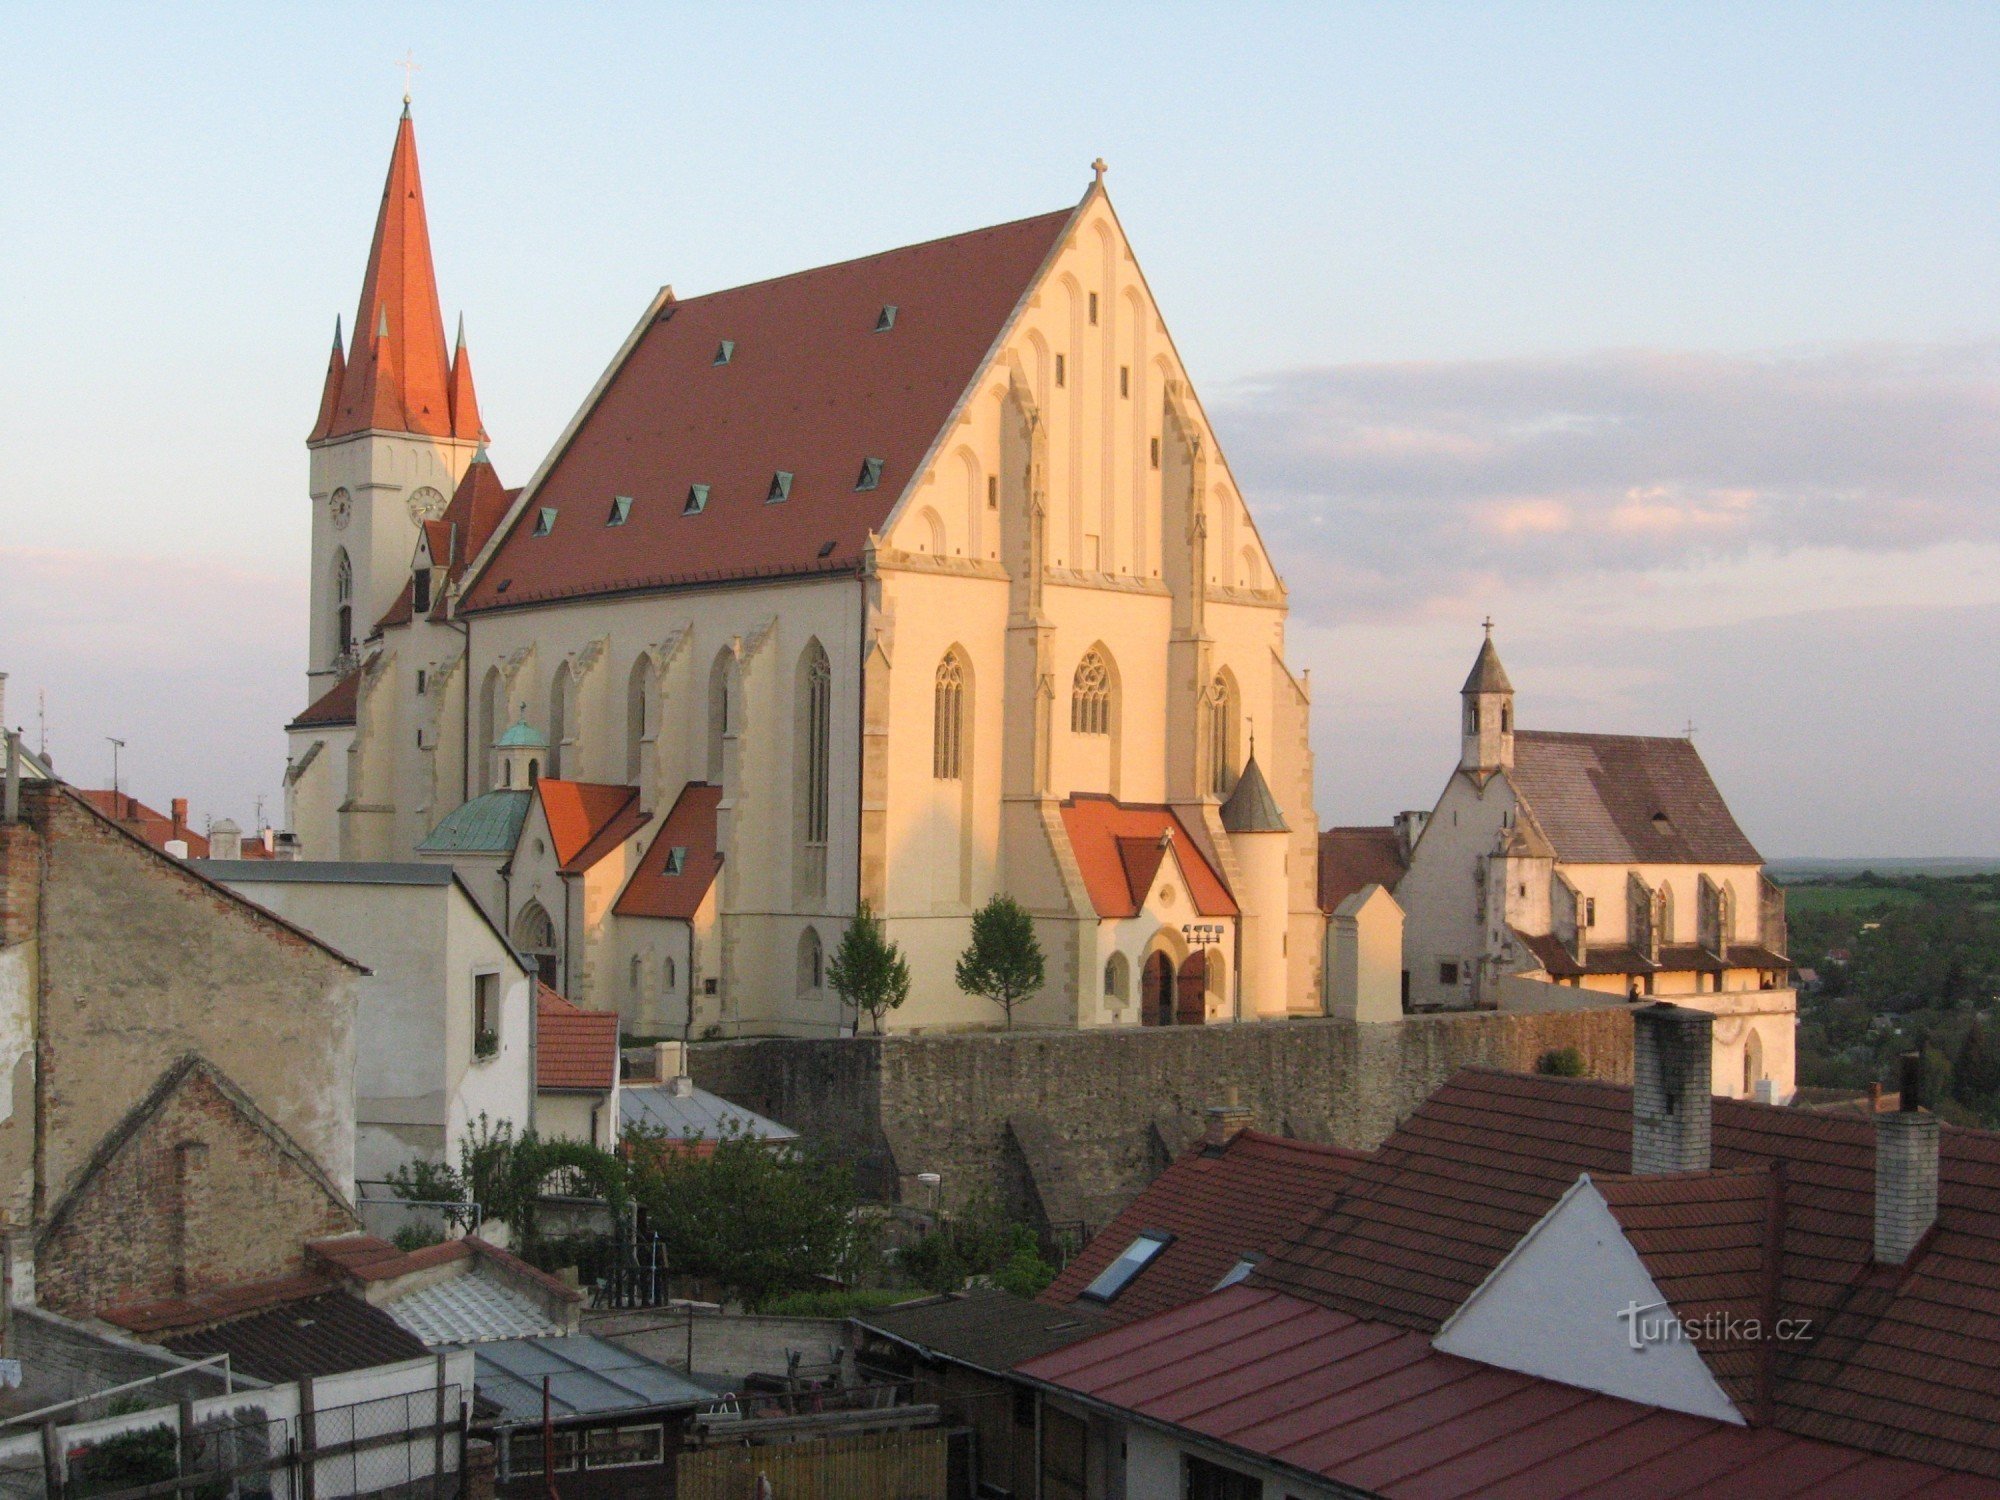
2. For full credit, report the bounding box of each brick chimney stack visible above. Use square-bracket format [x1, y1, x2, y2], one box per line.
[1632, 1002, 1714, 1174]
[1205, 1089, 1254, 1149]
[1875, 1052, 1939, 1266]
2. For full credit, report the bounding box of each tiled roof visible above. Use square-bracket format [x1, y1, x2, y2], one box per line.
[614, 782, 723, 920]
[536, 984, 619, 1093]
[290, 669, 361, 730]
[1513, 929, 1791, 978]
[1058, 795, 1236, 919]
[458, 204, 1078, 613]
[160, 1290, 430, 1383]
[1510, 731, 1763, 865]
[1019, 1286, 2000, 1499]
[856, 1289, 1113, 1375]
[378, 459, 518, 633]
[307, 1233, 580, 1306]
[416, 789, 533, 855]
[72, 789, 209, 857]
[472, 1335, 715, 1423]
[1317, 826, 1406, 913]
[1461, 633, 1514, 694]
[102, 1273, 338, 1336]
[384, 1269, 565, 1346]
[1254, 1068, 2000, 1478]
[314, 110, 464, 443]
[534, 780, 644, 872]
[1042, 1130, 1362, 1327]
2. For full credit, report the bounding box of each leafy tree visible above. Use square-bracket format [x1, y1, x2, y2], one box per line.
[1536, 1047, 1586, 1078]
[387, 1115, 629, 1254]
[899, 1190, 1054, 1296]
[626, 1120, 864, 1311]
[1955, 1020, 2000, 1117]
[828, 901, 911, 1034]
[955, 895, 1046, 1029]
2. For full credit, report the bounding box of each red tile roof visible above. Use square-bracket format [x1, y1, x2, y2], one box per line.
[373, 459, 519, 633]
[1058, 795, 1236, 919]
[1254, 1068, 2000, 1478]
[1019, 1286, 2000, 1499]
[306, 1232, 580, 1305]
[290, 668, 361, 730]
[73, 789, 208, 856]
[101, 1272, 336, 1336]
[1317, 826, 1407, 912]
[458, 205, 1079, 613]
[314, 109, 462, 443]
[614, 782, 723, 920]
[1514, 929, 1790, 979]
[534, 780, 644, 872]
[537, 983, 619, 1093]
[1042, 1129, 1362, 1327]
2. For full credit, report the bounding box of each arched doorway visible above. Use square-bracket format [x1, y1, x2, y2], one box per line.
[513, 901, 558, 989]
[1141, 951, 1175, 1027]
[1176, 952, 1208, 1026]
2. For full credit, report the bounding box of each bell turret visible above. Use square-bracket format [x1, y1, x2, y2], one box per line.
[1460, 621, 1514, 775]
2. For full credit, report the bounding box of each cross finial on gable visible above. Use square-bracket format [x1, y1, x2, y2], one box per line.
[1091, 157, 1108, 186]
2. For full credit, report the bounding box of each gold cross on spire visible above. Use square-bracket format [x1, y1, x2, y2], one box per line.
[395, 49, 421, 105]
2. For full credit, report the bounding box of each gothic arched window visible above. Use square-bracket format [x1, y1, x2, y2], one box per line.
[625, 656, 652, 784]
[1207, 672, 1237, 798]
[801, 642, 832, 848]
[513, 901, 558, 988]
[798, 927, 824, 994]
[333, 549, 354, 655]
[1071, 650, 1110, 735]
[934, 654, 965, 780]
[547, 664, 572, 780]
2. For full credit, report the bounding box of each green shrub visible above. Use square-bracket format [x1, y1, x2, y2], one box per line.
[1536, 1047, 1586, 1078]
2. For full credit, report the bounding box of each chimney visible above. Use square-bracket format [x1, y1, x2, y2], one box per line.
[1875, 1053, 1939, 1265]
[1631, 1002, 1713, 1174]
[170, 797, 188, 836]
[1205, 1088, 1253, 1149]
[210, 818, 242, 861]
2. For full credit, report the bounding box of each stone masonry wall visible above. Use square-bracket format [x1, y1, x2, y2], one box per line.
[689, 1008, 1634, 1229]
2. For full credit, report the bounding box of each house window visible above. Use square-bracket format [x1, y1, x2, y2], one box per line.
[1185, 1454, 1262, 1500]
[767, 471, 792, 503]
[532, 507, 557, 536]
[413, 569, 432, 613]
[583, 1426, 663, 1470]
[874, 305, 897, 332]
[473, 972, 500, 1053]
[713, 340, 734, 365]
[1103, 953, 1129, 1001]
[933, 654, 964, 780]
[1585, 898, 1597, 927]
[607, 495, 632, 526]
[662, 955, 677, 988]
[855, 457, 884, 491]
[508, 1431, 577, 1476]
[665, 846, 687, 876]
[416, 669, 427, 696]
[1054, 353, 1066, 387]
[1070, 650, 1111, 735]
[1079, 1231, 1172, 1301]
[683, 484, 709, 515]
[1439, 961, 1460, 986]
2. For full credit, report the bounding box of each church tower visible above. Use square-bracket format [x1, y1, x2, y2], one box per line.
[305, 102, 484, 700]
[1460, 623, 1515, 775]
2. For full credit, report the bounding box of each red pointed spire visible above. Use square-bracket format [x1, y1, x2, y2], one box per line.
[307, 317, 346, 442]
[321, 108, 455, 440]
[448, 313, 485, 441]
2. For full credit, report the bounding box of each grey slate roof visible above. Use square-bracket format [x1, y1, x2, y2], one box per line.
[1509, 731, 1762, 865]
[1219, 754, 1288, 834]
[620, 1081, 797, 1143]
[1461, 635, 1514, 694]
[417, 789, 533, 855]
[472, 1334, 715, 1423]
[855, 1289, 1113, 1375]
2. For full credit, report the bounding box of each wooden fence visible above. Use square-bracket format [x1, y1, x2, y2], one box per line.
[675, 1429, 946, 1499]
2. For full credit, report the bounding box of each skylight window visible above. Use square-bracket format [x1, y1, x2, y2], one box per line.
[1079, 1231, 1172, 1302]
[855, 458, 884, 492]
[713, 340, 734, 366]
[684, 484, 710, 515]
[532, 507, 558, 537]
[1213, 1252, 1261, 1291]
[607, 495, 633, 526]
[767, 471, 793, 503]
[664, 846, 686, 875]
[874, 305, 897, 332]
[817, 540, 837, 558]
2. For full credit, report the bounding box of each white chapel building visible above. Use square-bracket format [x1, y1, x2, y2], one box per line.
[284, 109, 1322, 1038]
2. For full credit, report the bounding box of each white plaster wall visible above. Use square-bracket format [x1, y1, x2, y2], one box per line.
[0, 946, 31, 1126]
[1398, 773, 1517, 1008]
[443, 884, 535, 1148]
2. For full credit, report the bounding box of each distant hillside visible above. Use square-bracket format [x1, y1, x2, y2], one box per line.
[1771, 857, 2000, 882]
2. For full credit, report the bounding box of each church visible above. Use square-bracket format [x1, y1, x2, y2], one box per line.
[285, 106, 1322, 1038]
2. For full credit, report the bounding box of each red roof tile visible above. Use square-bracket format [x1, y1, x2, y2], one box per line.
[73, 789, 209, 856]
[1318, 825, 1406, 912]
[458, 205, 1078, 613]
[306, 1232, 580, 1304]
[614, 782, 723, 920]
[290, 668, 361, 730]
[537, 983, 619, 1093]
[534, 780, 643, 872]
[1019, 1287, 2000, 1499]
[1042, 1130, 1362, 1327]
[101, 1273, 335, 1336]
[1058, 795, 1236, 919]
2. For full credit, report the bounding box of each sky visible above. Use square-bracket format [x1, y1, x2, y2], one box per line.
[2, 3, 1995, 856]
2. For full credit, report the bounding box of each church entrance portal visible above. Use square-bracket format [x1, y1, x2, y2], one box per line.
[1140, 949, 1207, 1026]
[1176, 951, 1208, 1026]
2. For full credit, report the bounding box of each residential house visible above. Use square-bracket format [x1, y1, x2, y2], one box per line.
[537, 984, 621, 1149]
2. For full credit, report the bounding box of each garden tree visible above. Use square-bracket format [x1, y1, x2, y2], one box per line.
[827, 901, 910, 1034]
[899, 1190, 1055, 1298]
[387, 1115, 629, 1254]
[1955, 1020, 2000, 1118]
[626, 1122, 867, 1311]
[955, 894, 1045, 1029]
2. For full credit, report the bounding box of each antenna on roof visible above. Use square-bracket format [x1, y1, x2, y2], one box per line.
[1684, 719, 1697, 739]
[106, 736, 125, 795]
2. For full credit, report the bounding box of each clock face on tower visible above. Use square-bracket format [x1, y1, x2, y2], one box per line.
[407, 486, 447, 525]
[328, 487, 352, 529]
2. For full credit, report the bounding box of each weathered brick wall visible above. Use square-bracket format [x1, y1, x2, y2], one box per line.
[37, 1063, 357, 1316]
[689, 1009, 1634, 1225]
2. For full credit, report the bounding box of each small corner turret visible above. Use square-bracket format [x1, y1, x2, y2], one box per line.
[1460, 620, 1514, 776]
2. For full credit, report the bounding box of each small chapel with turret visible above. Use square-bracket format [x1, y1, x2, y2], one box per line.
[284, 106, 1322, 1038]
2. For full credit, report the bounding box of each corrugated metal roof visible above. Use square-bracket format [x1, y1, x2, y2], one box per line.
[385, 1271, 566, 1346]
[620, 1082, 796, 1143]
[417, 790, 532, 854]
[472, 1335, 715, 1423]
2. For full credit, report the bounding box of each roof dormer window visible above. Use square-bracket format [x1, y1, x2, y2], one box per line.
[607, 495, 633, 526]
[713, 340, 734, 365]
[767, 471, 793, 503]
[684, 484, 710, 515]
[532, 507, 557, 537]
[855, 458, 884, 491]
[1080, 1231, 1173, 1302]
[874, 305, 897, 332]
[665, 846, 686, 875]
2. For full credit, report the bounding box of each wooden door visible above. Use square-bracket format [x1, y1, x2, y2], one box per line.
[1177, 951, 1208, 1026]
[1141, 952, 1173, 1027]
